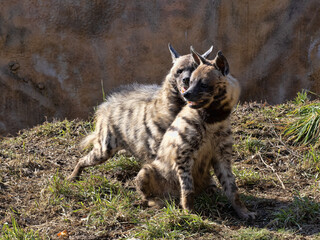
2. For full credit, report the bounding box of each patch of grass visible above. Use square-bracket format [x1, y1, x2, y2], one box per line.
[260, 104, 289, 119]
[101, 154, 141, 173]
[293, 89, 309, 105]
[234, 136, 266, 157]
[284, 102, 320, 146]
[245, 137, 266, 154]
[1, 216, 40, 240]
[194, 191, 228, 217]
[133, 201, 219, 239]
[233, 168, 262, 185]
[273, 194, 320, 229]
[25, 119, 93, 140]
[47, 171, 123, 205]
[300, 146, 320, 178]
[3, 102, 320, 239]
[47, 169, 222, 239]
[0, 149, 19, 162]
[45, 170, 139, 237]
[233, 227, 275, 240]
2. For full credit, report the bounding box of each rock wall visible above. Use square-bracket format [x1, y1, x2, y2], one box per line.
[1, 0, 320, 135]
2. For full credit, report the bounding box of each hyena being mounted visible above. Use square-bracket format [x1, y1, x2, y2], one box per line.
[136, 48, 256, 220]
[67, 44, 213, 180]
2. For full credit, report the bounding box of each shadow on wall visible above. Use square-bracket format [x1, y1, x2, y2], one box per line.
[0, 0, 320, 135]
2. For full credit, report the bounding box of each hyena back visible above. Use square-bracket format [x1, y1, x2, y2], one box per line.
[136, 48, 256, 220]
[67, 44, 213, 180]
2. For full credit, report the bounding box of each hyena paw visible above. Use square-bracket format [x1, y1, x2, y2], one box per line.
[147, 198, 165, 209]
[66, 166, 82, 181]
[205, 184, 219, 194]
[66, 174, 77, 182]
[238, 209, 257, 220]
[181, 193, 195, 212]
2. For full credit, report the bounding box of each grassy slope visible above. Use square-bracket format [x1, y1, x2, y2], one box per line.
[0, 99, 320, 239]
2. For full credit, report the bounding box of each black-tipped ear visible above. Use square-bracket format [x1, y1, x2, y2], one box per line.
[168, 43, 180, 63]
[201, 45, 213, 59]
[214, 51, 229, 76]
[190, 46, 209, 66]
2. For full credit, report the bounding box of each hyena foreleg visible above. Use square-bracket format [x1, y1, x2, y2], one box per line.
[175, 157, 195, 211]
[211, 143, 256, 220]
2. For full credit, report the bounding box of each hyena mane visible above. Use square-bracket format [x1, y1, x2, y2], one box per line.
[136, 48, 256, 220]
[67, 44, 213, 180]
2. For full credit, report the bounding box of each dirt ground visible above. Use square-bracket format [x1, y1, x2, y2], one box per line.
[0, 101, 319, 239]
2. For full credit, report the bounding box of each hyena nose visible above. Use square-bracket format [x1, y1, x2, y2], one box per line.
[182, 90, 191, 99]
[182, 77, 190, 85]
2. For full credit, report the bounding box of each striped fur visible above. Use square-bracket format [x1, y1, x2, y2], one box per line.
[67, 44, 213, 180]
[136, 49, 256, 220]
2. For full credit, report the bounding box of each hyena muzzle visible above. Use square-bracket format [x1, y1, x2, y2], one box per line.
[67, 44, 213, 180]
[136, 47, 256, 220]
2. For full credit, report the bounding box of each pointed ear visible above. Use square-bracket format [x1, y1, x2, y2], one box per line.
[168, 43, 180, 63]
[190, 46, 209, 66]
[214, 51, 229, 76]
[201, 45, 213, 58]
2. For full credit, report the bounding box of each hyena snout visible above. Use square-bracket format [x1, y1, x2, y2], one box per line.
[179, 73, 191, 92]
[182, 88, 200, 102]
[180, 77, 190, 93]
[182, 87, 212, 109]
[182, 77, 190, 86]
[182, 90, 191, 100]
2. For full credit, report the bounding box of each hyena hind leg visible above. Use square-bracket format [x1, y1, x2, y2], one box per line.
[212, 157, 256, 220]
[67, 136, 119, 181]
[136, 162, 178, 208]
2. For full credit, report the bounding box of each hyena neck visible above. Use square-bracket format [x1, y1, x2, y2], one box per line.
[156, 74, 185, 115]
[199, 100, 232, 124]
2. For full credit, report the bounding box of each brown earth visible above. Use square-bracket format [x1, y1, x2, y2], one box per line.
[1, 1, 320, 135]
[0, 101, 319, 239]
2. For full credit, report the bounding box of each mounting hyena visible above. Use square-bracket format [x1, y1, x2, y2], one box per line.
[67, 44, 213, 180]
[136, 47, 256, 220]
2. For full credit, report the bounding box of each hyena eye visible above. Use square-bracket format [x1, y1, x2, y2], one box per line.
[177, 69, 183, 74]
[200, 82, 207, 88]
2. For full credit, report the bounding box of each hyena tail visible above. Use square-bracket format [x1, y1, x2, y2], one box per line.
[80, 132, 98, 150]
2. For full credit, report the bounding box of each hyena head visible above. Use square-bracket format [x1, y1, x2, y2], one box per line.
[168, 44, 213, 94]
[182, 47, 239, 110]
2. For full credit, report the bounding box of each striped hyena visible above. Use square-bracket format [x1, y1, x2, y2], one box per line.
[136, 48, 256, 220]
[67, 44, 213, 180]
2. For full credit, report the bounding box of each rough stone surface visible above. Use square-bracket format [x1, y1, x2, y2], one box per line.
[0, 0, 320, 135]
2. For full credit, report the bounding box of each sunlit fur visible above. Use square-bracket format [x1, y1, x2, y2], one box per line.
[136, 50, 256, 220]
[67, 45, 213, 180]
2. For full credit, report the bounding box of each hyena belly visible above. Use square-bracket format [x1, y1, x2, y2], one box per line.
[99, 86, 176, 161]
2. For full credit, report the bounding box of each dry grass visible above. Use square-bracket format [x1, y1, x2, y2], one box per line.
[1, 99, 320, 239]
